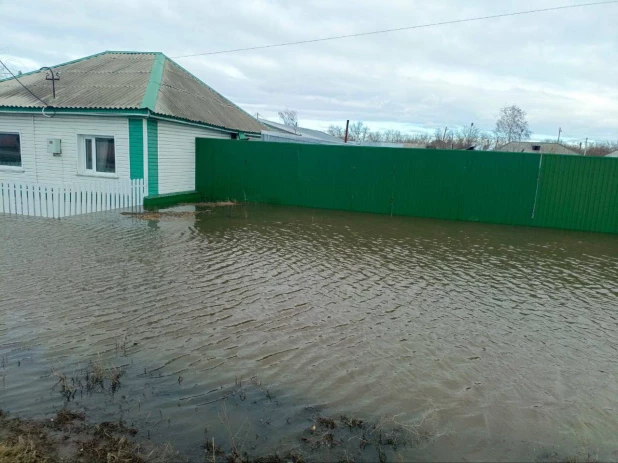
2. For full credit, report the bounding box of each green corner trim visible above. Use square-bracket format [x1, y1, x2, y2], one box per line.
[128, 118, 144, 180]
[147, 119, 159, 196]
[141, 53, 166, 111]
[143, 191, 202, 209]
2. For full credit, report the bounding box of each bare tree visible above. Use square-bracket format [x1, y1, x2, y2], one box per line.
[367, 131, 383, 142]
[278, 109, 298, 128]
[324, 120, 505, 151]
[348, 121, 369, 142]
[430, 127, 454, 149]
[477, 132, 496, 151]
[457, 123, 481, 148]
[327, 125, 345, 139]
[495, 105, 531, 144]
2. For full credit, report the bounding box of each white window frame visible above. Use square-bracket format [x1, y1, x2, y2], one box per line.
[0, 131, 23, 171]
[78, 134, 117, 177]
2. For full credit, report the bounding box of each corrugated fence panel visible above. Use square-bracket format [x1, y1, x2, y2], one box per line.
[195, 139, 618, 234]
[535, 156, 618, 233]
[392, 149, 466, 220]
[460, 151, 541, 226]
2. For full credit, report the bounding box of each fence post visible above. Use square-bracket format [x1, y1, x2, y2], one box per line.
[15, 183, 23, 215]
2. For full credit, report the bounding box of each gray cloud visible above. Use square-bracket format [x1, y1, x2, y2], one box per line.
[1, 0, 617, 140]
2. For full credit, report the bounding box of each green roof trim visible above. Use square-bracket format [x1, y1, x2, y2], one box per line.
[141, 53, 166, 111]
[148, 113, 260, 136]
[0, 106, 261, 136]
[0, 106, 261, 135]
[0, 50, 110, 83]
[0, 106, 149, 115]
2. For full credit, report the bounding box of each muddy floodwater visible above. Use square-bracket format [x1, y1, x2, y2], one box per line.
[1, 204, 618, 462]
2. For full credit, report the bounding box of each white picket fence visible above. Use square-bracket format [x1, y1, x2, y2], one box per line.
[0, 179, 146, 218]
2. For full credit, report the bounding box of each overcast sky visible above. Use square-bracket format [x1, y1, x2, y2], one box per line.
[1, 0, 617, 141]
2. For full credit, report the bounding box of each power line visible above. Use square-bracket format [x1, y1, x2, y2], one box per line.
[0, 59, 49, 107]
[172, 0, 618, 59]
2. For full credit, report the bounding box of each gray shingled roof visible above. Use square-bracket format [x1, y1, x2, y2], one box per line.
[497, 142, 579, 155]
[260, 119, 344, 144]
[0, 51, 264, 133]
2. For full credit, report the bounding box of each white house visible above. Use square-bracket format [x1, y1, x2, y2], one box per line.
[0, 51, 263, 201]
[606, 150, 618, 158]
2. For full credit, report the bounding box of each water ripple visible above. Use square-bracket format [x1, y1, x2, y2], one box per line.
[1, 205, 618, 460]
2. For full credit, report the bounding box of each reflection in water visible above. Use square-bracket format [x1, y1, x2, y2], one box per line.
[1, 204, 617, 461]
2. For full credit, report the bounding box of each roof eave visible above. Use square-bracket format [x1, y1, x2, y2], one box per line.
[150, 111, 262, 136]
[0, 106, 261, 135]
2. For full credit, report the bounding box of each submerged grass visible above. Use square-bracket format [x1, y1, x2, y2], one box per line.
[0, 409, 185, 463]
[0, 437, 49, 463]
[51, 356, 125, 402]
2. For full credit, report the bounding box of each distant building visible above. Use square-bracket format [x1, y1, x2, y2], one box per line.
[358, 142, 429, 149]
[606, 150, 618, 158]
[260, 119, 344, 145]
[497, 142, 579, 155]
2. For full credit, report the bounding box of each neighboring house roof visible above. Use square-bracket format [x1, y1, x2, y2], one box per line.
[260, 119, 344, 145]
[497, 142, 579, 155]
[606, 150, 618, 158]
[357, 141, 428, 148]
[0, 51, 264, 134]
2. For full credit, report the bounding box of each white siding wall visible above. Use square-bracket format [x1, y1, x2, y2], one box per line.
[0, 113, 130, 184]
[157, 120, 228, 194]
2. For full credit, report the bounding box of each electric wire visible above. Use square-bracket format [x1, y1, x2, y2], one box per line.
[172, 1, 618, 58]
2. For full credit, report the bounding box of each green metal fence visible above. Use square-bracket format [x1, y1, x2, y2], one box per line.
[196, 139, 618, 234]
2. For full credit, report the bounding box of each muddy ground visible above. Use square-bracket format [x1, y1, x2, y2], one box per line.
[0, 408, 182, 463]
[0, 404, 432, 463]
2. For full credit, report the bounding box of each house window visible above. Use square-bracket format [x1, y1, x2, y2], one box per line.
[532, 145, 541, 151]
[0, 133, 21, 167]
[81, 136, 115, 174]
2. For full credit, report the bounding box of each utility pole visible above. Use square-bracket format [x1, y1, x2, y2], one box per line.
[583, 138, 588, 156]
[344, 120, 350, 143]
[40, 67, 60, 99]
[557, 127, 562, 143]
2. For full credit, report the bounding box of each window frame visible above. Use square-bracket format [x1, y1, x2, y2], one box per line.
[78, 134, 117, 177]
[0, 131, 23, 170]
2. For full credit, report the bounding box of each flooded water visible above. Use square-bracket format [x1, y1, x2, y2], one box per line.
[1, 204, 618, 462]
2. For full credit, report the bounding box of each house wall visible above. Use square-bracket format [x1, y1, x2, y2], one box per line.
[0, 113, 130, 184]
[157, 120, 228, 195]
